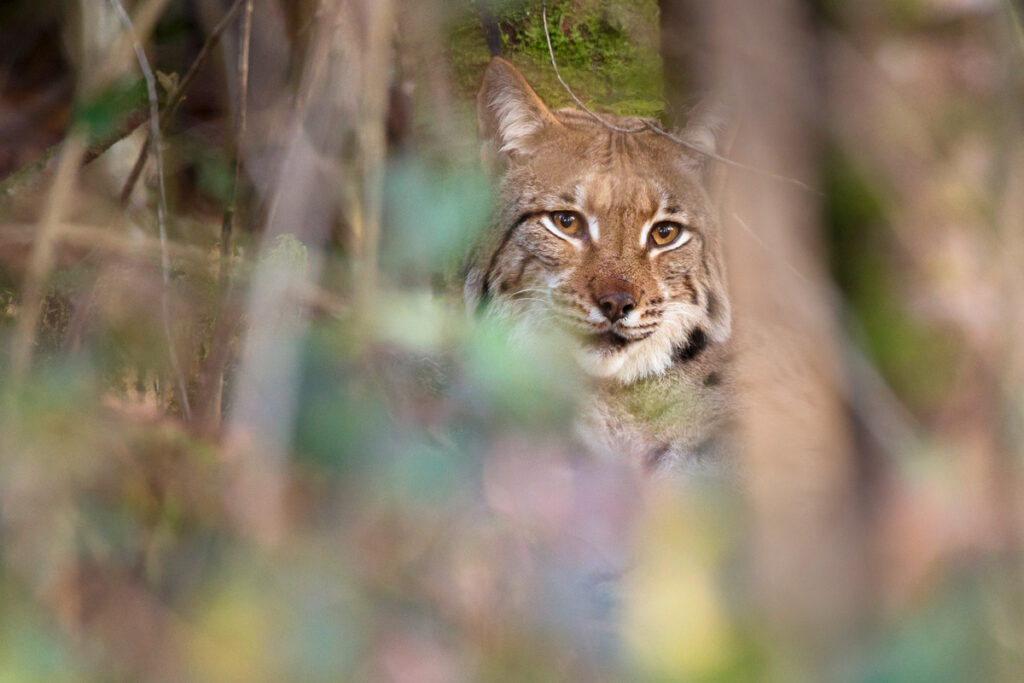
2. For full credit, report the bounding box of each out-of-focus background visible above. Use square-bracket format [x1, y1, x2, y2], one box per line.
[1, 0, 1023, 680]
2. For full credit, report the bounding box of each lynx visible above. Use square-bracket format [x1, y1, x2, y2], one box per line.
[465, 58, 734, 475]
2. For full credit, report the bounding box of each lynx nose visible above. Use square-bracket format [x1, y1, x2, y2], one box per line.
[597, 292, 636, 323]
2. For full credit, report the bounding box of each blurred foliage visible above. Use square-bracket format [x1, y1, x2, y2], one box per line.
[72, 77, 151, 141]
[0, 0, 1022, 680]
[381, 159, 493, 284]
[824, 149, 962, 411]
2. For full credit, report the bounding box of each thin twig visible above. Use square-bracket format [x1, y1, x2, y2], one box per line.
[120, 0, 247, 205]
[643, 121, 822, 195]
[89, 0, 172, 92]
[234, 0, 255, 204]
[108, 0, 192, 421]
[201, 0, 254, 431]
[0, 1, 170, 204]
[540, 1, 645, 134]
[540, 0, 820, 195]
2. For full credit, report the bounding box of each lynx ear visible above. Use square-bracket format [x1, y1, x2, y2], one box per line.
[478, 57, 561, 159]
[678, 98, 731, 180]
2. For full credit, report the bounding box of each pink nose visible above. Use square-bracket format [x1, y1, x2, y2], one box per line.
[596, 292, 636, 323]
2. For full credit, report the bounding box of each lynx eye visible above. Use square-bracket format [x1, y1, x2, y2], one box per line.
[550, 211, 586, 237]
[649, 221, 685, 247]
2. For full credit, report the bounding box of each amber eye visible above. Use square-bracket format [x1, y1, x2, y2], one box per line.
[550, 211, 585, 237]
[650, 221, 684, 247]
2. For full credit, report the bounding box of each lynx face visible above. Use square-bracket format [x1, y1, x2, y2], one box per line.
[466, 59, 731, 384]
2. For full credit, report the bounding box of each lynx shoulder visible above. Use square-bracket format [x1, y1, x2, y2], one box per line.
[465, 58, 734, 475]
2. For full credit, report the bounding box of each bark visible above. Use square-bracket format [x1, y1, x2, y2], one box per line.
[663, 0, 869, 674]
[222, 0, 394, 543]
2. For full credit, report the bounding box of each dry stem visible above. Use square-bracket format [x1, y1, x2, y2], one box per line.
[9, 136, 86, 381]
[119, 0, 248, 205]
[202, 0, 255, 431]
[108, 0, 192, 421]
[222, 0, 255, 256]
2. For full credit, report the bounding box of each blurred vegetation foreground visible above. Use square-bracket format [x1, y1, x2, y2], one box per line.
[1, 0, 1024, 681]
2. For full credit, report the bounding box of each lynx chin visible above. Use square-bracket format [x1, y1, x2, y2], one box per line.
[465, 58, 735, 475]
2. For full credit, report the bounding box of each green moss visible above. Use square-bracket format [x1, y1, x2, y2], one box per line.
[616, 374, 701, 433]
[447, 0, 663, 119]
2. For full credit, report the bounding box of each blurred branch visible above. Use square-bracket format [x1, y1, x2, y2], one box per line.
[0, 222, 207, 263]
[0, 221, 346, 310]
[988, 7, 1024, 658]
[0, 86, 154, 210]
[706, 0, 867, 667]
[194, 289, 243, 433]
[120, 0, 248, 205]
[223, 0, 254, 254]
[1008, 0, 1024, 52]
[222, 0, 394, 543]
[0, 0, 244, 212]
[9, 137, 86, 382]
[539, 0, 821, 195]
[107, 0, 191, 421]
[0, 0, 167, 209]
[199, 0, 254, 433]
[730, 212, 922, 456]
[87, 0, 172, 91]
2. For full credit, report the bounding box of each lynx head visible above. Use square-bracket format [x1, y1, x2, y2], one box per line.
[465, 58, 731, 384]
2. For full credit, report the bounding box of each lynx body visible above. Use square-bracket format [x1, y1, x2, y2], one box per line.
[466, 58, 734, 474]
